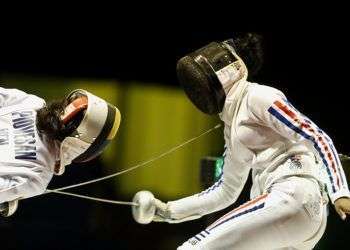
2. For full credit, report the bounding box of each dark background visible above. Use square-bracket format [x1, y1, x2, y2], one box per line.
[0, 30, 349, 249]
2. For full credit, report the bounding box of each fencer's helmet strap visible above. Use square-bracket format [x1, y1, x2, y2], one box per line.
[61, 96, 88, 124]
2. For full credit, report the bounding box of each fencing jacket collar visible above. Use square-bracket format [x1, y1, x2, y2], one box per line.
[219, 80, 249, 126]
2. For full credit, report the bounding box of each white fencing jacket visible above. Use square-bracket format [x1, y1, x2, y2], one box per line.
[169, 81, 350, 220]
[0, 87, 55, 203]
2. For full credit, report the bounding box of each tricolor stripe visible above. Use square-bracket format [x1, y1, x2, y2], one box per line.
[324, 134, 345, 185]
[269, 100, 342, 192]
[281, 101, 342, 183]
[274, 100, 341, 189]
[283, 101, 341, 177]
[207, 194, 268, 231]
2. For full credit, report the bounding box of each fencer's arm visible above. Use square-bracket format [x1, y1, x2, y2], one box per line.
[247, 86, 350, 204]
[0, 171, 48, 203]
[165, 151, 251, 223]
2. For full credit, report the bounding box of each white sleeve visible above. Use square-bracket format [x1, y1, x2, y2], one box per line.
[0, 169, 49, 203]
[168, 148, 251, 221]
[0, 87, 29, 108]
[248, 86, 350, 204]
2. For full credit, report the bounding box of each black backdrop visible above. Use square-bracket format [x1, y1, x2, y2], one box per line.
[0, 30, 349, 249]
[2, 30, 348, 151]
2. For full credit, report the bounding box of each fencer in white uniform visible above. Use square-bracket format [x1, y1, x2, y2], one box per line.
[0, 87, 120, 216]
[149, 36, 350, 249]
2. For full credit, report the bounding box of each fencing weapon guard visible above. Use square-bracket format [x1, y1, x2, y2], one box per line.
[51, 189, 157, 225]
[132, 191, 156, 224]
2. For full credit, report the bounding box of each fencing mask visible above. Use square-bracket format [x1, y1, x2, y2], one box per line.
[177, 39, 248, 115]
[55, 89, 121, 175]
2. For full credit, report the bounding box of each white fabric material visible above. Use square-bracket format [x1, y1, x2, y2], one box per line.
[167, 82, 349, 247]
[177, 177, 327, 250]
[0, 87, 56, 203]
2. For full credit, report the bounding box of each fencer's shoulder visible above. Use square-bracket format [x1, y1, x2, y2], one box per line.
[0, 87, 45, 109]
[0, 87, 27, 100]
[12, 93, 46, 110]
[247, 83, 286, 107]
[25, 95, 46, 110]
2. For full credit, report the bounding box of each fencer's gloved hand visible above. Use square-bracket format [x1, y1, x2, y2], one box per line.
[152, 198, 201, 224]
[153, 198, 172, 223]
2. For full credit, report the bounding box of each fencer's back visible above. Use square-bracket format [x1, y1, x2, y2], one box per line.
[0, 88, 54, 201]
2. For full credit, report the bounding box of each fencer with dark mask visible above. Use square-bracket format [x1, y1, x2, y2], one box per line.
[134, 34, 350, 249]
